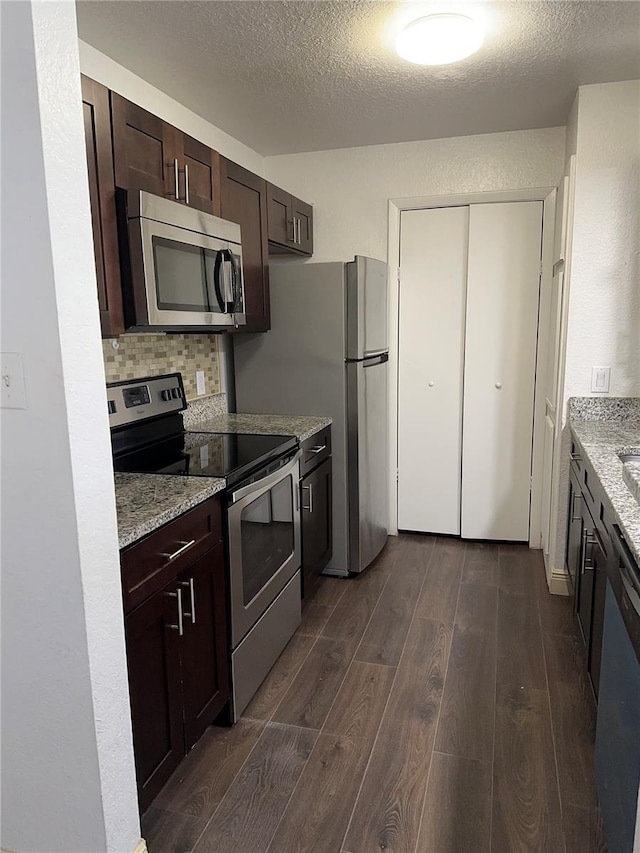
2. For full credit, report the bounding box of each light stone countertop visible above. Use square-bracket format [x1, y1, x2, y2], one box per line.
[115, 472, 225, 550]
[188, 412, 332, 443]
[568, 397, 640, 565]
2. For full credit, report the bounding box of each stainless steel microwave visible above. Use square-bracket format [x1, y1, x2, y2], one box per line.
[118, 189, 246, 331]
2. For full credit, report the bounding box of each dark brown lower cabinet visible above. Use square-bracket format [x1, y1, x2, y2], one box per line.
[301, 456, 332, 598]
[568, 445, 610, 701]
[125, 541, 229, 812]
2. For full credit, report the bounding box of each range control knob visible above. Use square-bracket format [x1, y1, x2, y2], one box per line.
[161, 389, 172, 401]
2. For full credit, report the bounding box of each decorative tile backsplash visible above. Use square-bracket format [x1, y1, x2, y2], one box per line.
[102, 334, 221, 401]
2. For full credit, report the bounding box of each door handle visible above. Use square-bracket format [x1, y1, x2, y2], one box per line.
[184, 162, 190, 205]
[162, 539, 196, 562]
[302, 483, 314, 513]
[180, 577, 196, 624]
[571, 492, 582, 522]
[582, 529, 596, 573]
[169, 158, 179, 200]
[166, 587, 184, 635]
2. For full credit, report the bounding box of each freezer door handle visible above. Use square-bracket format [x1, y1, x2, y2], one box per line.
[362, 353, 389, 368]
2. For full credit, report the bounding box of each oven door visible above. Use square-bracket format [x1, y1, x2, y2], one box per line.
[227, 453, 301, 648]
[129, 216, 246, 329]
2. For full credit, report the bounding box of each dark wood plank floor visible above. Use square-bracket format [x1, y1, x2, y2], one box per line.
[142, 535, 607, 853]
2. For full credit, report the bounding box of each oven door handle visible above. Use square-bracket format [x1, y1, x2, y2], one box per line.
[228, 451, 302, 506]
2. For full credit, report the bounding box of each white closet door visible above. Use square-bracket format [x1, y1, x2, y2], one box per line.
[398, 206, 468, 534]
[461, 201, 543, 541]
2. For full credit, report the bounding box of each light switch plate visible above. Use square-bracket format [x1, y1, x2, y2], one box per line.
[1, 352, 27, 409]
[196, 370, 206, 396]
[591, 366, 611, 394]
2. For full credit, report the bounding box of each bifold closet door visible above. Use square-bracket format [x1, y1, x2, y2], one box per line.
[461, 201, 543, 541]
[398, 206, 468, 534]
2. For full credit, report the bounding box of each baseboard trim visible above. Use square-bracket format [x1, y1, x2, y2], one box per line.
[549, 567, 571, 596]
[2, 843, 147, 853]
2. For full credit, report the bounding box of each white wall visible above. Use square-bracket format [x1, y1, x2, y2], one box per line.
[563, 80, 640, 402]
[79, 40, 266, 177]
[265, 126, 566, 263]
[551, 80, 640, 574]
[1, 3, 139, 851]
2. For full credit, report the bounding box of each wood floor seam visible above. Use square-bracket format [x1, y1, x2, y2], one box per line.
[414, 547, 464, 853]
[340, 542, 437, 852]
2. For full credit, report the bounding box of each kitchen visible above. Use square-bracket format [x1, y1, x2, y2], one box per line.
[2, 2, 639, 853]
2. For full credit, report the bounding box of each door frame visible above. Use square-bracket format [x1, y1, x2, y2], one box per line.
[387, 187, 557, 546]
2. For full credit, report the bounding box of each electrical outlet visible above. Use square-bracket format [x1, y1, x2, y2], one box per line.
[1, 352, 27, 409]
[591, 366, 611, 394]
[196, 370, 206, 396]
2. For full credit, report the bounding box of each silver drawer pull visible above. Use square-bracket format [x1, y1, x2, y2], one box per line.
[570, 452, 582, 462]
[571, 492, 582, 522]
[302, 483, 314, 513]
[166, 587, 184, 635]
[180, 577, 196, 624]
[162, 539, 196, 562]
[307, 444, 326, 455]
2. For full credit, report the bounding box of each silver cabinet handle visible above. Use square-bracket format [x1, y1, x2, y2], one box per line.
[571, 492, 582, 522]
[582, 530, 596, 573]
[288, 218, 295, 243]
[307, 444, 326, 455]
[180, 577, 196, 624]
[166, 587, 184, 635]
[184, 162, 189, 205]
[171, 158, 179, 200]
[570, 452, 582, 462]
[302, 483, 314, 513]
[296, 217, 301, 244]
[162, 539, 196, 562]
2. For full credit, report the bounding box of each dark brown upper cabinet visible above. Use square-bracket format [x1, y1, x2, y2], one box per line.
[267, 182, 313, 255]
[220, 158, 270, 332]
[111, 93, 220, 216]
[81, 75, 124, 338]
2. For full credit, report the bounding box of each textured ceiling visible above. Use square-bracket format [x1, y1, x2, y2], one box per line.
[76, 0, 640, 155]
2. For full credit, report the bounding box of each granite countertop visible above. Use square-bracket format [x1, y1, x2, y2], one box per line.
[568, 397, 640, 565]
[188, 412, 332, 443]
[115, 473, 225, 550]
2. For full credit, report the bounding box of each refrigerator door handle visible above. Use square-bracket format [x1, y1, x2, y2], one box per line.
[362, 353, 389, 368]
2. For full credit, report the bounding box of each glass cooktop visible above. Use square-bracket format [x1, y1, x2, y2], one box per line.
[113, 431, 298, 487]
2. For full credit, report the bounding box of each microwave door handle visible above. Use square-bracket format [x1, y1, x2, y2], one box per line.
[223, 258, 234, 309]
[212, 251, 229, 313]
[229, 252, 243, 313]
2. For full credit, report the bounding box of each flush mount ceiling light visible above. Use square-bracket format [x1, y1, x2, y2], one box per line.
[396, 13, 484, 66]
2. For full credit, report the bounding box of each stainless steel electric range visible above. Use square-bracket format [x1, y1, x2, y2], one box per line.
[109, 373, 302, 719]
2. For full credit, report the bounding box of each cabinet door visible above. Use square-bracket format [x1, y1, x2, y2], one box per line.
[220, 158, 270, 331]
[81, 76, 124, 338]
[267, 182, 294, 247]
[180, 543, 230, 750]
[291, 196, 313, 255]
[182, 134, 221, 216]
[576, 508, 596, 652]
[589, 535, 608, 698]
[111, 93, 178, 198]
[566, 466, 584, 594]
[125, 583, 184, 812]
[301, 457, 333, 598]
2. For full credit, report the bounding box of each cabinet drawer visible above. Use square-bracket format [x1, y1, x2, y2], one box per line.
[299, 427, 332, 477]
[121, 497, 222, 613]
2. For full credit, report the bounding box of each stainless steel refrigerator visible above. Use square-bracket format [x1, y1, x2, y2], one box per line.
[233, 256, 389, 576]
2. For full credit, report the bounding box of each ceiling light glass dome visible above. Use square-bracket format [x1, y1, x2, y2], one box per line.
[396, 14, 484, 66]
